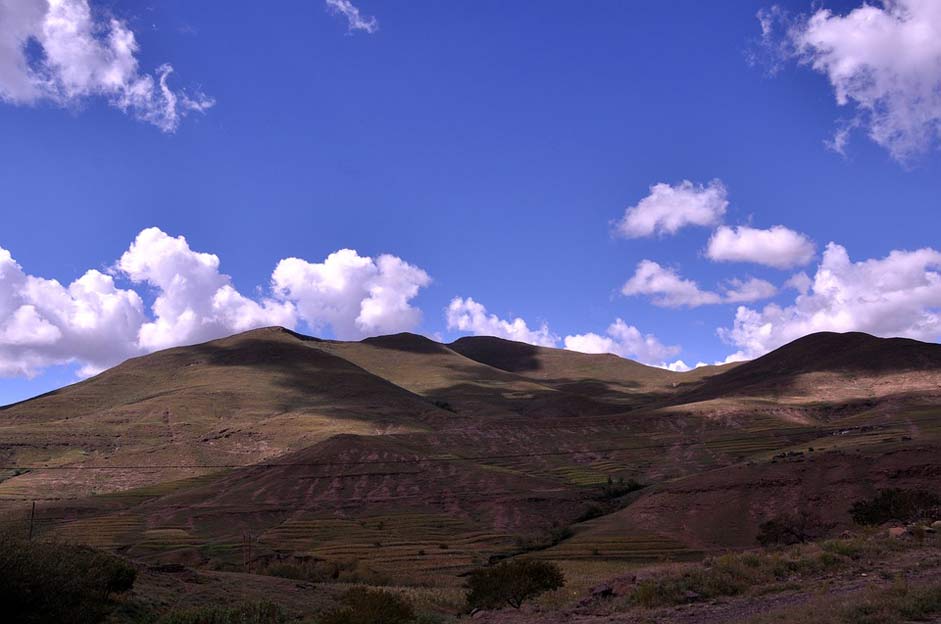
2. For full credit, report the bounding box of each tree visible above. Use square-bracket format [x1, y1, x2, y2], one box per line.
[756, 511, 832, 546]
[466, 559, 565, 610]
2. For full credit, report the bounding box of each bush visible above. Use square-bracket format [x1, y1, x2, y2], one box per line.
[260, 557, 390, 585]
[513, 525, 573, 552]
[465, 559, 565, 610]
[756, 511, 832, 546]
[850, 489, 941, 525]
[599, 477, 644, 500]
[157, 601, 285, 624]
[627, 549, 849, 608]
[0, 532, 137, 624]
[318, 588, 416, 624]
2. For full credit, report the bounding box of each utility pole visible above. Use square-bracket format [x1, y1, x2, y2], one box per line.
[243, 531, 254, 572]
[28, 501, 36, 541]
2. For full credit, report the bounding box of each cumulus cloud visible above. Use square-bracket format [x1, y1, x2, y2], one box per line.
[563, 318, 681, 365]
[446, 297, 558, 347]
[614, 180, 728, 238]
[622, 261, 777, 308]
[784, 272, 812, 295]
[621, 260, 723, 308]
[719, 242, 941, 360]
[0, 228, 432, 378]
[325, 0, 378, 34]
[722, 277, 778, 303]
[273, 250, 430, 340]
[446, 297, 682, 367]
[118, 228, 296, 352]
[0, 248, 145, 377]
[0, 0, 213, 131]
[758, 1, 941, 161]
[707, 225, 815, 269]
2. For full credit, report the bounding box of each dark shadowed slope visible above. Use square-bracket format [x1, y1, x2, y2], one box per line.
[448, 335, 696, 405]
[0, 327, 449, 498]
[685, 331, 941, 403]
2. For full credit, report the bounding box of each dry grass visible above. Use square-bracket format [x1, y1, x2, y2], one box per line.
[746, 581, 941, 624]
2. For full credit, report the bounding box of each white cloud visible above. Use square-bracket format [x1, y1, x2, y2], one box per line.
[446, 297, 558, 347]
[623, 261, 778, 308]
[0, 247, 145, 377]
[759, 1, 941, 161]
[0, 228, 432, 378]
[784, 271, 812, 294]
[0, 0, 213, 131]
[706, 225, 815, 269]
[721, 277, 778, 303]
[325, 0, 378, 34]
[621, 260, 722, 308]
[663, 359, 692, 372]
[272, 250, 430, 340]
[719, 242, 941, 360]
[445, 297, 682, 366]
[614, 180, 728, 238]
[563, 318, 680, 365]
[118, 228, 296, 352]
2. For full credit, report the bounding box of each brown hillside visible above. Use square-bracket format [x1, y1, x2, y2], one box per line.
[2, 327, 940, 591]
[686, 331, 941, 404]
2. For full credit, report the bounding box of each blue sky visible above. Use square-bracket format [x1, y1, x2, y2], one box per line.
[1, 0, 940, 405]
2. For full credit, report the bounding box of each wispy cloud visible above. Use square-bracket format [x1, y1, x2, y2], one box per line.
[0, 0, 213, 132]
[325, 0, 379, 34]
[755, 1, 941, 162]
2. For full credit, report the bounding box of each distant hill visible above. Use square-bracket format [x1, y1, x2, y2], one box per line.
[687, 331, 941, 402]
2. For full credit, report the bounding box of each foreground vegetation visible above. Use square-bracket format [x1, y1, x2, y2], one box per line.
[748, 581, 941, 624]
[0, 532, 136, 624]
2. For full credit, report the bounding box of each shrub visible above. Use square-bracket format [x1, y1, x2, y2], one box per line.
[318, 588, 416, 624]
[513, 525, 573, 552]
[599, 477, 644, 500]
[756, 511, 832, 546]
[260, 557, 390, 585]
[627, 549, 848, 608]
[850, 489, 941, 525]
[465, 559, 565, 610]
[157, 601, 285, 624]
[747, 582, 941, 624]
[0, 532, 137, 624]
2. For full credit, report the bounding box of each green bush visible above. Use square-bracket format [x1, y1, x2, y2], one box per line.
[850, 489, 941, 525]
[157, 601, 285, 624]
[465, 559, 565, 610]
[0, 532, 137, 624]
[318, 588, 416, 624]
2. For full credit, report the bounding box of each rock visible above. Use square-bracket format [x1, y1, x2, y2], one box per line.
[931, 520, 941, 529]
[591, 583, 614, 599]
[888, 526, 907, 538]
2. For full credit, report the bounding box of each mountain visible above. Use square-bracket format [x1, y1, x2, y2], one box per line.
[0, 328, 938, 592]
